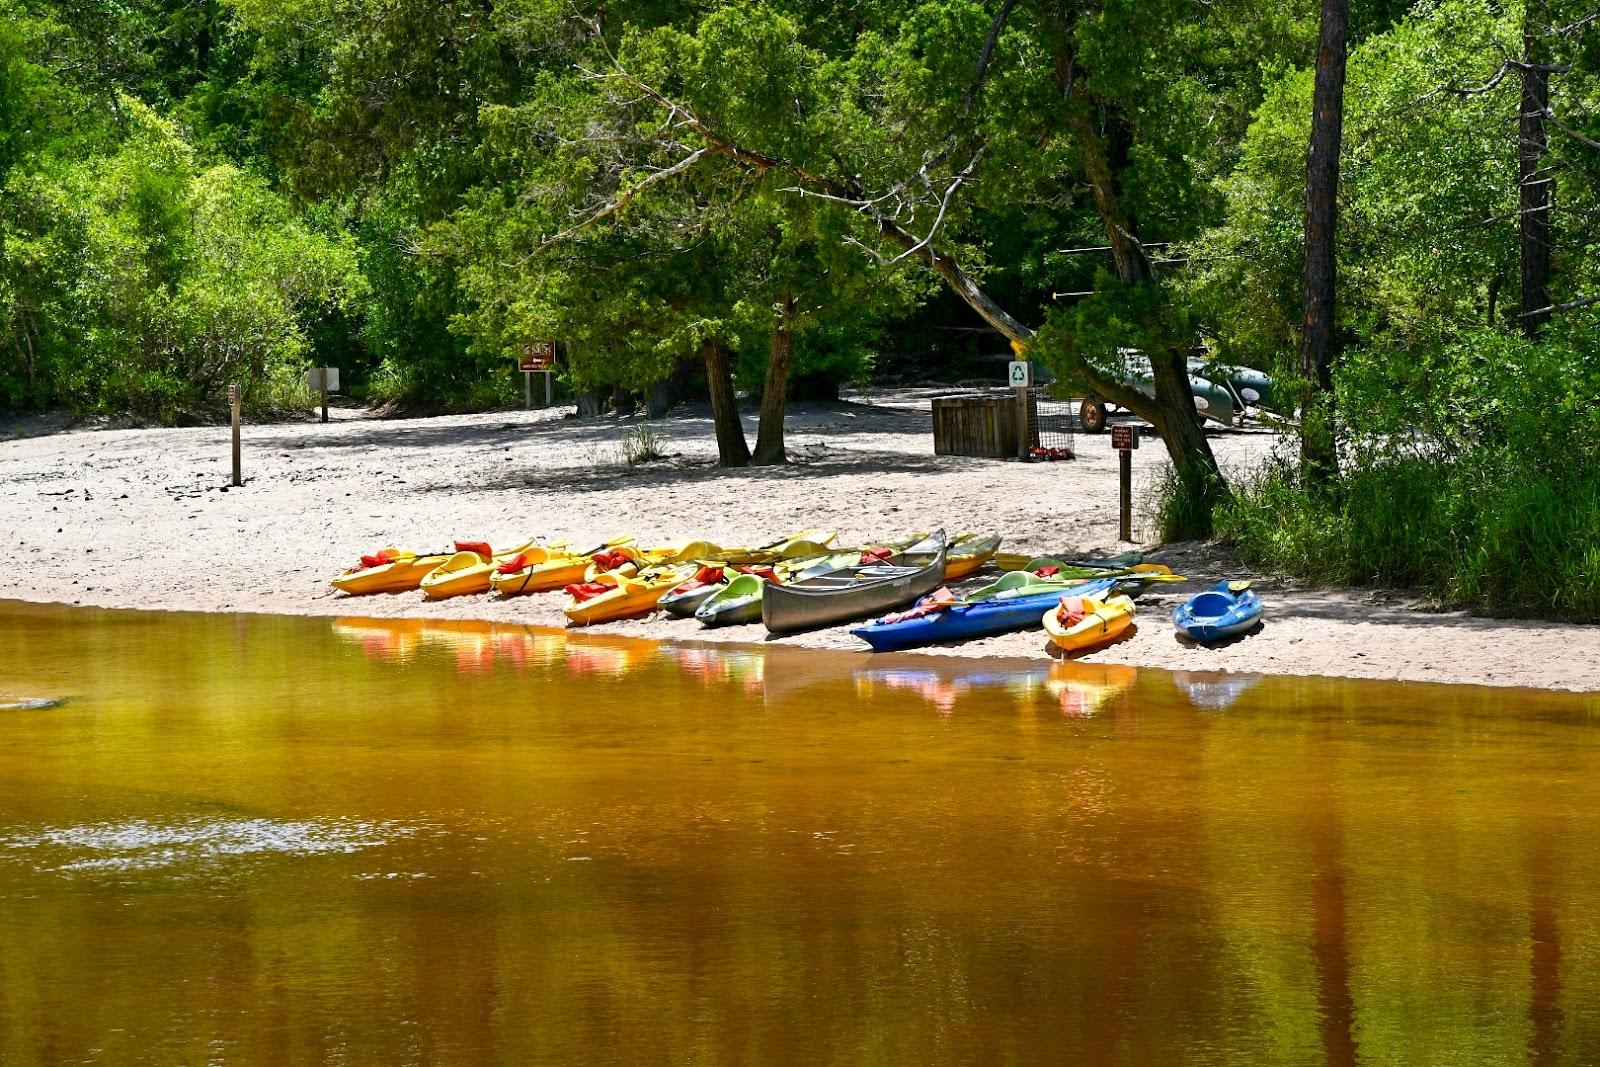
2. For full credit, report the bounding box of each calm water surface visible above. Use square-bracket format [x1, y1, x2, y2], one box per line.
[2, 601, 1599, 1065]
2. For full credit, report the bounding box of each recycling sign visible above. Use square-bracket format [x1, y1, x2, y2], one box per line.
[1007, 360, 1033, 388]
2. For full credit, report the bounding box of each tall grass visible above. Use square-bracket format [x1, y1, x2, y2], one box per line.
[1216, 452, 1600, 620]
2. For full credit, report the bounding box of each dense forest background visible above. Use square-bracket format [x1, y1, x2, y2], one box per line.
[1, 0, 1597, 612]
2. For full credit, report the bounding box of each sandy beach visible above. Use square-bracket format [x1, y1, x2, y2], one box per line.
[3, 389, 1596, 691]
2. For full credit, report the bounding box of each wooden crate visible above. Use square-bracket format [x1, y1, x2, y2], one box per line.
[931, 395, 1024, 458]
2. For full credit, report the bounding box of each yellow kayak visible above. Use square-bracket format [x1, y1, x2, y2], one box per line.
[488, 537, 636, 597]
[1041, 593, 1136, 653]
[944, 533, 1003, 582]
[420, 539, 543, 600]
[331, 546, 454, 595]
[562, 564, 695, 626]
[737, 529, 838, 563]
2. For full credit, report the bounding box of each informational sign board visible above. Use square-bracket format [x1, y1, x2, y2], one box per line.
[1007, 360, 1033, 388]
[1111, 424, 1139, 451]
[307, 367, 340, 393]
[520, 341, 556, 372]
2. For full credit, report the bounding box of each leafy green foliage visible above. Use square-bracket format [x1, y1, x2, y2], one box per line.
[2, 91, 359, 420]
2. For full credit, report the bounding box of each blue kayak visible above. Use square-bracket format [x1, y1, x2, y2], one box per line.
[851, 577, 1117, 653]
[1173, 580, 1262, 645]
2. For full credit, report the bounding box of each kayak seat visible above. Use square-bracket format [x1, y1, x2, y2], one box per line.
[1186, 591, 1235, 619]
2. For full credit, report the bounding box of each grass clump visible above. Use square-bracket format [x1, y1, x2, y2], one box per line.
[621, 424, 666, 466]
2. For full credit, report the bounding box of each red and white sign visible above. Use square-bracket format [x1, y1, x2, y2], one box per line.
[1111, 425, 1139, 451]
[519, 341, 556, 372]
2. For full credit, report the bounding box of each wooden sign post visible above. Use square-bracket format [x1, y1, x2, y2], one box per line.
[1007, 360, 1033, 459]
[1111, 424, 1139, 541]
[519, 341, 557, 409]
[306, 367, 340, 423]
[228, 384, 242, 487]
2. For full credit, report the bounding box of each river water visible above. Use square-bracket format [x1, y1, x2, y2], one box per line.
[2, 601, 1598, 1064]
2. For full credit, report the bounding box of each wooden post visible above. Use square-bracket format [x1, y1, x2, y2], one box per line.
[1015, 387, 1030, 460]
[321, 388, 329, 424]
[1112, 423, 1139, 541]
[1119, 449, 1132, 542]
[229, 384, 242, 487]
[524, 370, 533, 410]
[544, 371, 553, 407]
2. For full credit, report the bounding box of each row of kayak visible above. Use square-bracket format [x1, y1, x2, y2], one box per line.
[857, 572, 1264, 653]
[329, 528, 1264, 650]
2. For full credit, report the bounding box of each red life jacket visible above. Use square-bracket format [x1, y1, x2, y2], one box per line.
[495, 553, 529, 575]
[565, 581, 613, 602]
[1056, 596, 1089, 626]
[454, 541, 493, 558]
[356, 547, 400, 570]
[591, 548, 633, 572]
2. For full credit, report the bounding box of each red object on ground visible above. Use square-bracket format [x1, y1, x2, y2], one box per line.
[454, 541, 493, 558]
[564, 581, 613, 602]
[495, 553, 528, 575]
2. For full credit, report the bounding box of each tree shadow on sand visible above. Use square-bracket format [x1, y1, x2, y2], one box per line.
[446, 450, 969, 495]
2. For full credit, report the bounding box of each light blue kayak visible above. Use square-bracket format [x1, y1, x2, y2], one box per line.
[1173, 580, 1262, 645]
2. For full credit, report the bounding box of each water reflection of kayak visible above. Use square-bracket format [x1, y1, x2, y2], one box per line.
[853, 664, 1054, 713]
[1045, 662, 1139, 718]
[1171, 671, 1260, 711]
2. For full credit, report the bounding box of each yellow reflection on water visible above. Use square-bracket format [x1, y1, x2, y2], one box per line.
[3, 602, 1600, 1065]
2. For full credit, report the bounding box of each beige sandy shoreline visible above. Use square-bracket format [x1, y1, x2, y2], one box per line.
[4, 389, 1597, 691]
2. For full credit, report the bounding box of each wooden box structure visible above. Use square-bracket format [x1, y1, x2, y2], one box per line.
[931, 395, 1035, 458]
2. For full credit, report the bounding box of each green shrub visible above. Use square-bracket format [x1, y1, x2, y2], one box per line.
[1218, 453, 1600, 621]
[621, 424, 666, 466]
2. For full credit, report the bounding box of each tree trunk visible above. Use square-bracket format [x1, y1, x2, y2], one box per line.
[609, 382, 636, 417]
[752, 292, 796, 466]
[1300, 0, 1347, 482]
[575, 387, 606, 417]
[701, 339, 750, 467]
[1519, 16, 1552, 339]
[646, 378, 673, 418]
[1070, 113, 1229, 536]
[1146, 346, 1229, 536]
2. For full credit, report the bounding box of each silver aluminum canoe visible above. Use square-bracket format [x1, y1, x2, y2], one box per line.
[762, 532, 948, 635]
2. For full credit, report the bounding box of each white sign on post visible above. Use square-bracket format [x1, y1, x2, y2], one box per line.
[1008, 360, 1033, 388]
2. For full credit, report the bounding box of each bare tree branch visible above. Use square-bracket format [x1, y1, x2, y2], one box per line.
[536, 147, 710, 251]
[1545, 110, 1600, 152]
[885, 151, 982, 265]
[1519, 293, 1600, 316]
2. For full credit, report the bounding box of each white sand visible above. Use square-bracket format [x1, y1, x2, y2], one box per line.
[3, 389, 1596, 691]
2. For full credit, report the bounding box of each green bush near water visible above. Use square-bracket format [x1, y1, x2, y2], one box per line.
[1218, 455, 1600, 621]
[1210, 320, 1600, 620]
